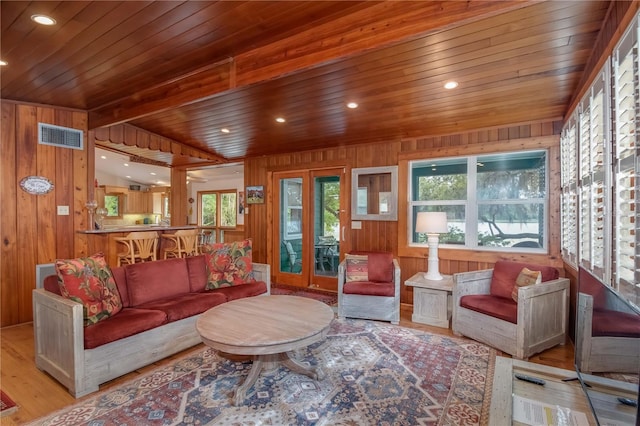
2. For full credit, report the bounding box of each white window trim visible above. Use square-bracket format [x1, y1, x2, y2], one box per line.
[408, 150, 549, 252]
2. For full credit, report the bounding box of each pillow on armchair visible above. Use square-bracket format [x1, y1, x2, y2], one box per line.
[490, 260, 559, 300]
[347, 251, 394, 282]
[345, 254, 368, 282]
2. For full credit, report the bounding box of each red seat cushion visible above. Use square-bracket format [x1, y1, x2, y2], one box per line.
[490, 260, 559, 299]
[592, 309, 640, 338]
[136, 292, 227, 322]
[343, 281, 395, 297]
[84, 308, 167, 349]
[209, 281, 268, 301]
[460, 294, 518, 324]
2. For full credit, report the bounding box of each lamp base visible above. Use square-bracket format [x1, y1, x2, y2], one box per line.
[423, 271, 443, 281]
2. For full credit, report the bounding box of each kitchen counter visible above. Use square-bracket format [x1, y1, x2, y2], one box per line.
[79, 225, 199, 266]
[78, 225, 197, 234]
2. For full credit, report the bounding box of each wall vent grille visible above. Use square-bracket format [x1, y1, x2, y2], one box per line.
[38, 123, 83, 150]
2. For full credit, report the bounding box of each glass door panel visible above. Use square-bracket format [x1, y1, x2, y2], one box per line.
[310, 168, 345, 291]
[280, 177, 303, 276]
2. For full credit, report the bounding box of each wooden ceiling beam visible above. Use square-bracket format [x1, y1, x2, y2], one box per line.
[88, 0, 533, 130]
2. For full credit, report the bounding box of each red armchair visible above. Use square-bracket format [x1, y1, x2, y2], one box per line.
[337, 252, 400, 325]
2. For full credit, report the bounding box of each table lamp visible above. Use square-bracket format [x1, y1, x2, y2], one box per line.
[416, 211, 448, 280]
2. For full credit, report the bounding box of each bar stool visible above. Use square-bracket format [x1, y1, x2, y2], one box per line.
[162, 229, 199, 259]
[114, 231, 159, 266]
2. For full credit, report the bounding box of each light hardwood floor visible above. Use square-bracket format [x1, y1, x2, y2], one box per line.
[0, 304, 575, 425]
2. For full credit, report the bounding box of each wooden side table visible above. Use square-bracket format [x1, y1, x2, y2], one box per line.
[405, 272, 454, 328]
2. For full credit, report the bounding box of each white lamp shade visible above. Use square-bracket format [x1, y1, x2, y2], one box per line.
[416, 212, 448, 234]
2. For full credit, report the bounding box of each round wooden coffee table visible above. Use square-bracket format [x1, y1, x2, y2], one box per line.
[196, 295, 335, 405]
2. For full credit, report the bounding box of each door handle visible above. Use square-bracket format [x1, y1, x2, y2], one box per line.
[341, 226, 345, 242]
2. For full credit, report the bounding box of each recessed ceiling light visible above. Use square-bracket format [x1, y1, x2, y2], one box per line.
[0, 60, 7, 66]
[444, 81, 459, 90]
[100, 155, 107, 159]
[347, 102, 358, 109]
[150, 172, 156, 176]
[31, 15, 56, 26]
[125, 175, 131, 179]
[124, 163, 129, 167]
[275, 117, 286, 123]
[220, 128, 230, 133]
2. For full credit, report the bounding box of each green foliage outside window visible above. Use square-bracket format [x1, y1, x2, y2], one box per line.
[104, 195, 120, 217]
[412, 151, 547, 249]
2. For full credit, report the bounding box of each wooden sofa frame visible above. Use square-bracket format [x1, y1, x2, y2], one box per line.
[32, 263, 270, 398]
[337, 258, 400, 325]
[575, 292, 640, 374]
[452, 269, 569, 360]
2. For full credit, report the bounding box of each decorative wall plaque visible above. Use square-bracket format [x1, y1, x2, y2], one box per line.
[19, 176, 54, 195]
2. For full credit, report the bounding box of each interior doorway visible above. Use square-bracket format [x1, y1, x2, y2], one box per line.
[272, 168, 346, 291]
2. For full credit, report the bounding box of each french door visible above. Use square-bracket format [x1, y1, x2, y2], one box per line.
[272, 168, 346, 290]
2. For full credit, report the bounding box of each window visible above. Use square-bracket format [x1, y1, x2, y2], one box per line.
[560, 120, 578, 266]
[282, 179, 302, 240]
[577, 69, 609, 279]
[409, 150, 547, 250]
[561, 13, 638, 306]
[198, 189, 237, 241]
[104, 194, 122, 217]
[612, 16, 638, 303]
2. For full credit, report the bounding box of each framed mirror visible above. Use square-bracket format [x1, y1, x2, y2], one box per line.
[351, 166, 398, 221]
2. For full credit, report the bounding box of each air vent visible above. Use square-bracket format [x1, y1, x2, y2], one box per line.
[38, 123, 83, 150]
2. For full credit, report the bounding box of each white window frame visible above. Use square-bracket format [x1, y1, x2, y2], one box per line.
[408, 150, 549, 252]
[560, 12, 639, 306]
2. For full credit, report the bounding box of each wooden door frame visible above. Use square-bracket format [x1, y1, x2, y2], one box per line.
[267, 166, 349, 289]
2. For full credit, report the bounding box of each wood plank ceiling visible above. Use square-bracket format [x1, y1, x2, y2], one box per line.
[1, 1, 610, 167]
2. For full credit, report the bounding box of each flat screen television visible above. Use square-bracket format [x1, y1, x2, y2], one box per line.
[575, 267, 640, 425]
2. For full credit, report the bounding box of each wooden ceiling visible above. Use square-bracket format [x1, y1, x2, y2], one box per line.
[1, 1, 611, 166]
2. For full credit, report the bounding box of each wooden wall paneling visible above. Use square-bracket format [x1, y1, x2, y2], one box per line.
[244, 121, 566, 304]
[73, 111, 90, 259]
[170, 168, 188, 226]
[15, 104, 38, 325]
[35, 108, 58, 263]
[1, 102, 18, 327]
[55, 108, 77, 260]
[0, 101, 89, 327]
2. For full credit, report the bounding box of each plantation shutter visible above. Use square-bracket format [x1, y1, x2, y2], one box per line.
[612, 18, 639, 301]
[578, 70, 609, 279]
[560, 121, 578, 266]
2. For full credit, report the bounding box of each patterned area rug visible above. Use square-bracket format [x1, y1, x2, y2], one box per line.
[29, 319, 496, 426]
[0, 390, 18, 417]
[271, 284, 338, 306]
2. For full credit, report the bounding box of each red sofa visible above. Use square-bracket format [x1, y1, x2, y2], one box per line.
[33, 255, 270, 397]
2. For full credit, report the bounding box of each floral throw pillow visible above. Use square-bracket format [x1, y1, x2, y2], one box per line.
[511, 267, 542, 302]
[55, 252, 123, 326]
[345, 254, 368, 282]
[204, 239, 254, 289]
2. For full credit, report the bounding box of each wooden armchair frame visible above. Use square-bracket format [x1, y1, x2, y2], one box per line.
[575, 293, 640, 374]
[452, 269, 569, 359]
